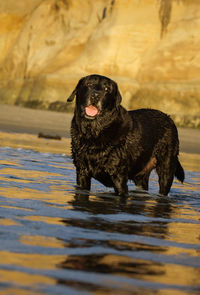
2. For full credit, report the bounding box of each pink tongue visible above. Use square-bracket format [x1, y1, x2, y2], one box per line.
[85, 105, 98, 117]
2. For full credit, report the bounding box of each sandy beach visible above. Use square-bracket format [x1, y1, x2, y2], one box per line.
[0, 103, 200, 171]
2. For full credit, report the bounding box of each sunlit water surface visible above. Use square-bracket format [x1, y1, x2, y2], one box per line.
[0, 147, 199, 295]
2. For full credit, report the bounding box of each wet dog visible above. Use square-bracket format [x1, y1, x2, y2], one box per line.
[67, 74, 184, 196]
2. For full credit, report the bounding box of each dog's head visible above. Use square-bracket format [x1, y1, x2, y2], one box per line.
[67, 74, 122, 120]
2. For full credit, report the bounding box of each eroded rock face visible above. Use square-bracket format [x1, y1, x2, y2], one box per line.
[0, 0, 200, 127]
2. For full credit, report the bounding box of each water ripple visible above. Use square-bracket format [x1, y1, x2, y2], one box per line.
[0, 147, 199, 295]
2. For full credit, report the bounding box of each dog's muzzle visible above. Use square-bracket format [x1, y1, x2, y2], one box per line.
[84, 90, 101, 119]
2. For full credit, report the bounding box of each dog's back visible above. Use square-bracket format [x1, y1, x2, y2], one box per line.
[128, 108, 176, 135]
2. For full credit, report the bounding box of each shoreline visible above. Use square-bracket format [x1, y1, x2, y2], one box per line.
[0, 103, 200, 172]
[0, 130, 199, 173]
[0, 103, 200, 155]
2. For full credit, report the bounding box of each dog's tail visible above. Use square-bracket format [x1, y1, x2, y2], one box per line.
[175, 158, 185, 183]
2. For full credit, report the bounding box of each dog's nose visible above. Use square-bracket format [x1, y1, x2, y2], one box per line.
[90, 91, 101, 103]
[91, 91, 100, 98]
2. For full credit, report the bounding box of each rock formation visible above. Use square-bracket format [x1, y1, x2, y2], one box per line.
[0, 0, 200, 127]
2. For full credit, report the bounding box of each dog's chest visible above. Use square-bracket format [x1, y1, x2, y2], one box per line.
[83, 141, 129, 173]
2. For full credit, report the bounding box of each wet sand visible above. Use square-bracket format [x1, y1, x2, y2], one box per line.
[0, 103, 72, 137]
[0, 103, 200, 171]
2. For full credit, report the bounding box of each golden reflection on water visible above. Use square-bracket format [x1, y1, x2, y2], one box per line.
[0, 269, 55, 286]
[94, 290, 191, 295]
[20, 235, 64, 249]
[0, 185, 74, 204]
[0, 218, 21, 226]
[0, 251, 65, 270]
[0, 143, 199, 294]
[100, 253, 198, 287]
[0, 288, 44, 295]
[23, 215, 64, 225]
[0, 168, 63, 183]
[0, 160, 21, 167]
[0, 205, 33, 211]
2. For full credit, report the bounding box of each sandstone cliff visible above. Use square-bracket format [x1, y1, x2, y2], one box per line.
[0, 0, 200, 127]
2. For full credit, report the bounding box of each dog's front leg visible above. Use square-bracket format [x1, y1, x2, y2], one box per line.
[76, 169, 91, 191]
[111, 175, 128, 197]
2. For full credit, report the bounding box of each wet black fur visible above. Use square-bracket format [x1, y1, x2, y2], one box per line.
[67, 74, 184, 196]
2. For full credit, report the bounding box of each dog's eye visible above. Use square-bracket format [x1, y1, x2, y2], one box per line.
[104, 86, 109, 91]
[86, 82, 92, 87]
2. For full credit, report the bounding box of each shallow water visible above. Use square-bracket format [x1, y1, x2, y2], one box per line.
[0, 147, 199, 295]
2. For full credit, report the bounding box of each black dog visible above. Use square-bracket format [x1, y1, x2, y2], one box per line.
[67, 74, 184, 196]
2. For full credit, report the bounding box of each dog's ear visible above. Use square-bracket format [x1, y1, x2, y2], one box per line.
[67, 77, 84, 102]
[67, 89, 76, 102]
